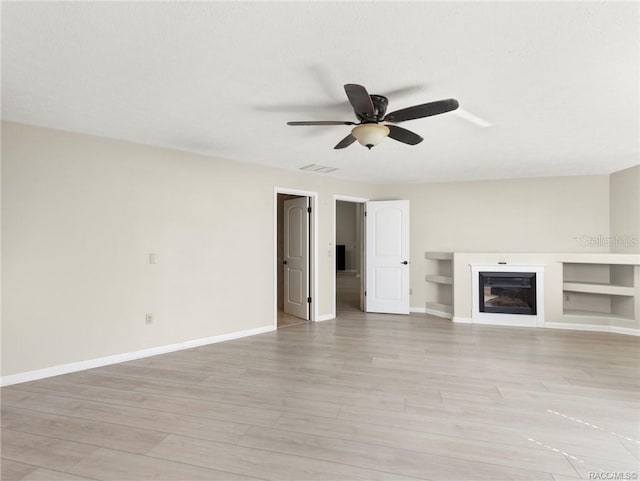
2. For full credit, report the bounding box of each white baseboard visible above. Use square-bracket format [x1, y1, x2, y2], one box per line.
[0, 325, 275, 387]
[542, 322, 640, 337]
[473, 317, 538, 328]
[420, 307, 453, 319]
[449, 318, 639, 336]
[409, 307, 426, 313]
[609, 326, 640, 336]
[316, 314, 335, 322]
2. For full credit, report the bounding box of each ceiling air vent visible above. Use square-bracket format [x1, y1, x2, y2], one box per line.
[299, 164, 338, 174]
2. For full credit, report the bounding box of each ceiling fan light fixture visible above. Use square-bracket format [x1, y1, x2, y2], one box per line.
[287, 83, 457, 150]
[351, 124, 390, 149]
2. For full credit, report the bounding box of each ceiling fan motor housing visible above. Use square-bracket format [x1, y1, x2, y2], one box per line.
[355, 94, 388, 122]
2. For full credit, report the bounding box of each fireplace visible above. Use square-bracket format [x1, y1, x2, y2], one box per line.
[479, 272, 537, 315]
[470, 264, 544, 327]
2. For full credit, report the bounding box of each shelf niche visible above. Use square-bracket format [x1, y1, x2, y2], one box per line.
[562, 263, 636, 321]
[424, 252, 453, 319]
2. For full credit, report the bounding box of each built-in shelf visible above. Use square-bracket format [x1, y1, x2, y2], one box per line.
[562, 261, 638, 323]
[425, 252, 453, 260]
[563, 309, 633, 322]
[563, 281, 635, 296]
[559, 254, 640, 265]
[425, 274, 453, 285]
[425, 252, 454, 320]
[425, 301, 452, 315]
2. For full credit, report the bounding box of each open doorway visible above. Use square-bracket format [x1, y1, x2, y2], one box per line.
[334, 196, 367, 314]
[275, 189, 316, 328]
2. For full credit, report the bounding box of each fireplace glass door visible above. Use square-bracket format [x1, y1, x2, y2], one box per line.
[479, 272, 536, 315]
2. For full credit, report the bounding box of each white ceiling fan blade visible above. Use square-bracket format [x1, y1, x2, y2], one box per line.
[452, 108, 493, 128]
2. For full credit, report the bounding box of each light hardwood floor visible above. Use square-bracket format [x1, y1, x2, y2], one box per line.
[277, 310, 309, 329]
[2, 277, 638, 480]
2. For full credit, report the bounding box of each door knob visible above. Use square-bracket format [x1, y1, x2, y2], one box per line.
[401, 261, 409, 265]
[283, 260, 288, 265]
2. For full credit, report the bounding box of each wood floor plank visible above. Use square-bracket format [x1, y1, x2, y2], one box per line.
[1, 405, 167, 455]
[238, 424, 557, 481]
[204, 371, 410, 412]
[12, 369, 343, 419]
[1, 430, 98, 472]
[20, 467, 95, 480]
[74, 386, 284, 426]
[271, 411, 579, 477]
[68, 447, 260, 481]
[403, 395, 636, 461]
[0, 459, 38, 481]
[1, 389, 250, 445]
[147, 434, 422, 481]
[97, 364, 210, 385]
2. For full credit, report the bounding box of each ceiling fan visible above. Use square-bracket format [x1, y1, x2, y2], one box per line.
[287, 84, 459, 150]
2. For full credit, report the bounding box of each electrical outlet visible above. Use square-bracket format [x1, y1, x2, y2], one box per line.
[565, 294, 570, 301]
[410, 288, 413, 295]
[145, 313, 153, 325]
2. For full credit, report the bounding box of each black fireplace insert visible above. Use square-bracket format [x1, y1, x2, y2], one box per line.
[479, 272, 537, 315]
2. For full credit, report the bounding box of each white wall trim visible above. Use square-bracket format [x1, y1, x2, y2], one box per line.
[334, 194, 370, 204]
[412, 306, 454, 319]
[451, 318, 638, 336]
[333, 194, 369, 319]
[316, 314, 335, 322]
[274, 187, 319, 326]
[543, 322, 640, 337]
[609, 326, 639, 337]
[425, 308, 453, 319]
[0, 325, 275, 387]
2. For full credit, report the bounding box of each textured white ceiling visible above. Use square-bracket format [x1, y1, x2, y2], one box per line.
[2, 2, 638, 183]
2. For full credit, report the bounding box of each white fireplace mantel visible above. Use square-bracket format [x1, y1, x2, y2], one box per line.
[470, 264, 545, 327]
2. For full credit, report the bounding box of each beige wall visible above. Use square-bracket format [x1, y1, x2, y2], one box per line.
[1, 122, 378, 376]
[378, 176, 611, 311]
[610, 165, 640, 254]
[2, 121, 635, 378]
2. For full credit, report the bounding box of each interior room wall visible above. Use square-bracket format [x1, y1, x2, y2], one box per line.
[610, 165, 640, 254]
[3, 120, 633, 378]
[336, 201, 358, 272]
[378, 175, 611, 311]
[1, 122, 379, 377]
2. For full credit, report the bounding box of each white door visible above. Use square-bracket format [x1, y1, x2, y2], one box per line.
[365, 200, 410, 314]
[284, 197, 309, 319]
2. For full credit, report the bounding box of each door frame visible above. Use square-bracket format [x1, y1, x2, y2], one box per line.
[274, 187, 318, 329]
[333, 194, 369, 317]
